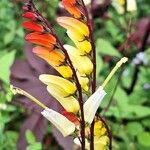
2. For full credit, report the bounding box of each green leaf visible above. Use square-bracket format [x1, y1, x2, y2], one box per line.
[26, 143, 42, 150]
[126, 105, 150, 119]
[96, 53, 103, 79]
[4, 31, 15, 45]
[25, 130, 36, 144]
[137, 132, 150, 147]
[96, 38, 121, 57]
[0, 50, 16, 83]
[105, 20, 119, 38]
[127, 122, 143, 136]
[142, 118, 150, 128]
[5, 131, 18, 142]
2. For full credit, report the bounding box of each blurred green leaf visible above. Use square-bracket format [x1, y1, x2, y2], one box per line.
[137, 132, 150, 147]
[127, 122, 143, 136]
[96, 38, 121, 57]
[4, 31, 15, 45]
[25, 130, 36, 144]
[26, 143, 42, 150]
[0, 50, 15, 83]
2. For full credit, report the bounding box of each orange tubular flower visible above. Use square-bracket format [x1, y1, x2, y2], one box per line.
[32, 46, 64, 66]
[33, 46, 73, 78]
[22, 21, 44, 32]
[62, 0, 81, 18]
[25, 32, 56, 48]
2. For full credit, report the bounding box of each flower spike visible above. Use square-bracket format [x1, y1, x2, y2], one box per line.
[19, 1, 129, 149]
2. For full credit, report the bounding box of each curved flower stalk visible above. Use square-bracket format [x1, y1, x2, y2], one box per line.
[10, 0, 128, 150]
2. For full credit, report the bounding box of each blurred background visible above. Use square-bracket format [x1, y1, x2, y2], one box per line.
[0, 0, 150, 149]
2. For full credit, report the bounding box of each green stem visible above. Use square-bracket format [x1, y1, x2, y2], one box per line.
[102, 57, 128, 88]
[10, 85, 47, 109]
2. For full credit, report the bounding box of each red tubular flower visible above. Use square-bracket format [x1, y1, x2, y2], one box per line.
[25, 32, 56, 48]
[22, 21, 44, 32]
[62, 0, 81, 18]
[22, 12, 37, 20]
[62, 111, 80, 126]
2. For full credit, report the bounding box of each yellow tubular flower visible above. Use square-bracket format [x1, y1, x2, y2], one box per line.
[55, 66, 73, 79]
[94, 136, 109, 150]
[117, 0, 125, 5]
[57, 17, 89, 38]
[64, 45, 93, 75]
[47, 84, 79, 113]
[77, 72, 89, 91]
[39, 74, 76, 95]
[66, 30, 84, 41]
[74, 136, 109, 150]
[67, 32, 92, 54]
[94, 121, 107, 136]
[41, 107, 76, 137]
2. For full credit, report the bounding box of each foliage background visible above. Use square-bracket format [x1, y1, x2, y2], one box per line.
[0, 0, 149, 149]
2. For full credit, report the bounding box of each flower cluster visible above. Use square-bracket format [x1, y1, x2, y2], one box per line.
[11, 0, 128, 149]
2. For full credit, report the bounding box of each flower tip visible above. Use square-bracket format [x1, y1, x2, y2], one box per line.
[10, 85, 17, 95]
[32, 46, 46, 55]
[22, 12, 36, 20]
[122, 57, 128, 63]
[39, 74, 47, 83]
[117, 57, 128, 68]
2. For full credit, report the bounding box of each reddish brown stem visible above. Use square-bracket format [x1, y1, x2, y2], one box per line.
[80, 1, 96, 149]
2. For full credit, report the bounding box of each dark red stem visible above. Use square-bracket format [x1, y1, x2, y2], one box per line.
[80, 0, 96, 149]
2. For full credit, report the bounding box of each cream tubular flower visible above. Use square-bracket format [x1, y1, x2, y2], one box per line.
[41, 107, 76, 137]
[84, 86, 107, 124]
[127, 0, 137, 12]
[39, 74, 79, 113]
[83, 0, 91, 5]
